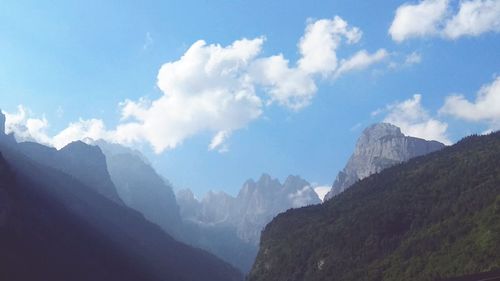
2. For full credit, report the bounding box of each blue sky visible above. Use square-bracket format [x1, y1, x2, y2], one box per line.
[1, 0, 499, 197]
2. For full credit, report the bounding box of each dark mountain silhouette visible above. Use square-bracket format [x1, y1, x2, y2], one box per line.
[248, 132, 500, 281]
[0, 112, 243, 281]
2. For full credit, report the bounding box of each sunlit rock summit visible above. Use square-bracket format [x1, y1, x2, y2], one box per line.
[324, 123, 445, 200]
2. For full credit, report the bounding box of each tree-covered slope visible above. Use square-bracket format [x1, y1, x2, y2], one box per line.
[248, 133, 500, 281]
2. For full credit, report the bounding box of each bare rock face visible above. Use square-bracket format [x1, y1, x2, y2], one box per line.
[178, 174, 321, 246]
[234, 174, 321, 244]
[324, 123, 445, 200]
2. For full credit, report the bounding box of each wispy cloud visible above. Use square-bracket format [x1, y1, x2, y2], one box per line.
[142, 32, 154, 50]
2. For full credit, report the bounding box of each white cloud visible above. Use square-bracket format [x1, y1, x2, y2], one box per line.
[298, 16, 362, 75]
[3, 105, 52, 145]
[444, 0, 500, 39]
[389, 0, 500, 41]
[389, 0, 449, 42]
[440, 76, 500, 130]
[4, 16, 388, 153]
[382, 94, 451, 144]
[313, 185, 331, 202]
[288, 185, 319, 208]
[126, 38, 265, 152]
[335, 49, 388, 78]
[209, 130, 231, 152]
[250, 55, 317, 110]
[52, 119, 113, 149]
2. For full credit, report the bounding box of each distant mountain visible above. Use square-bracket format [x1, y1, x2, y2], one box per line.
[0, 112, 243, 281]
[179, 174, 321, 245]
[324, 123, 444, 200]
[233, 174, 321, 244]
[177, 174, 321, 272]
[93, 140, 183, 239]
[248, 132, 500, 281]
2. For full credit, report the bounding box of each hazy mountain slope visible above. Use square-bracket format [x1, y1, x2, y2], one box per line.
[94, 141, 255, 272]
[325, 123, 444, 200]
[248, 133, 500, 281]
[95, 140, 182, 239]
[0, 115, 243, 281]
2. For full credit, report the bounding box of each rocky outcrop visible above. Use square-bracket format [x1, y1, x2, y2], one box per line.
[324, 123, 445, 200]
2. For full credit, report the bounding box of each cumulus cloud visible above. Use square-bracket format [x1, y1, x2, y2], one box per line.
[4, 16, 388, 153]
[440, 76, 500, 130]
[250, 55, 317, 110]
[3, 106, 116, 149]
[3, 105, 52, 145]
[389, 0, 449, 42]
[382, 94, 451, 144]
[298, 16, 362, 75]
[443, 0, 500, 39]
[389, 0, 500, 41]
[122, 38, 265, 152]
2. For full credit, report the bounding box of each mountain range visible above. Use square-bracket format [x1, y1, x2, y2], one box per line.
[0, 112, 243, 281]
[3, 104, 493, 281]
[176, 173, 321, 272]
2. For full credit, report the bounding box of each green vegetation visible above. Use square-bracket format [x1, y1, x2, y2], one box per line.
[248, 133, 500, 281]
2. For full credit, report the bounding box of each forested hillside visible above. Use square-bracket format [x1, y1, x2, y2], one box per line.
[248, 133, 500, 281]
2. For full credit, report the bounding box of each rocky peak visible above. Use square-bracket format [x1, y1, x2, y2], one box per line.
[357, 123, 403, 145]
[283, 175, 310, 191]
[58, 141, 123, 204]
[257, 173, 280, 188]
[60, 141, 103, 157]
[324, 123, 445, 200]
